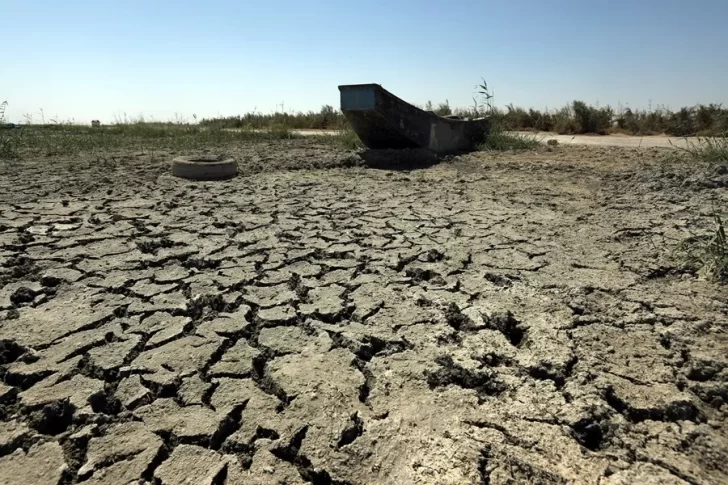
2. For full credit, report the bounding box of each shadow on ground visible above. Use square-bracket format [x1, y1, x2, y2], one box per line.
[358, 148, 441, 170]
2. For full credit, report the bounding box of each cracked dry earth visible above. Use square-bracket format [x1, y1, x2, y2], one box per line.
[0, 142, 727, 485]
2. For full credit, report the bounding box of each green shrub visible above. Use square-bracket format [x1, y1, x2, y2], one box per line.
[552, 106, 578, 134]
[572, 101, 613, 134]
[472, 80, 539, 150]
[327, 125, 363, 150]
[0, 101, 21, 160]
[681, 214, 728, 283]
[434, 100, 452, 117]
[674, 134, 728, 165]
[479, 130, 540, 151]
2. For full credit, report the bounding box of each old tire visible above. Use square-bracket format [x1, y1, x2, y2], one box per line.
[171, 155, 237, 181]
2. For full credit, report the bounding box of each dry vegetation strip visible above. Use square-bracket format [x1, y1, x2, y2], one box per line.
[195, 101, 728, 137]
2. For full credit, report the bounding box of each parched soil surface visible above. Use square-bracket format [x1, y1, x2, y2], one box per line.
[294, 130, 701, 149]
[0, 141, 727, 485]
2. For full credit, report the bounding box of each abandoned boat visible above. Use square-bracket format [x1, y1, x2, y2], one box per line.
[338, 84, 489, 153]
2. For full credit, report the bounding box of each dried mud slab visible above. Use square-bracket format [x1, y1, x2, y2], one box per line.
[0, 141, 726, 484]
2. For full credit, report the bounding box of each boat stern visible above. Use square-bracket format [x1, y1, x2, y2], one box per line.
[339, 84, 379, 111]
[338, 83, 489, 152]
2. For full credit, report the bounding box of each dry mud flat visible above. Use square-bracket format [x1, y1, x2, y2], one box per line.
[0, 141, 727, 485]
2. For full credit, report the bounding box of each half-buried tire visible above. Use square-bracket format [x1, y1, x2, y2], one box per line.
[171, 155, 238, 181]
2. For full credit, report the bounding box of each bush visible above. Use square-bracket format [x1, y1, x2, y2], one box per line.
[434, 100, 452, 116]
[674, 134, 728, 165]
[681, 214, 728, 283]
[200, 105, 348, 130]
[479, 130, 540, 151]
[572, 101, 613, 134]
[551, 106, 577, 134]
[0, 101, 21, 160]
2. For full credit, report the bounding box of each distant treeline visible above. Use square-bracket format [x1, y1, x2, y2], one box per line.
[200, 105, 348, 130]
[200, 102, 728, 136]
[480, 102, 728, 136]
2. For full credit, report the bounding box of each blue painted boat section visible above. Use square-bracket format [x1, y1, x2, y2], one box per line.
[340, 85, 376, 111]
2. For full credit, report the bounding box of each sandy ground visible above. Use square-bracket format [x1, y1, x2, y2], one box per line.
[291, 129, 700, 149]
[0, 141, 727, 485]
[513, 133, 697, 149]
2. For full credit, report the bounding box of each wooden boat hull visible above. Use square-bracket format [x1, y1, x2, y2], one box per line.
[339, 84, 489, 153]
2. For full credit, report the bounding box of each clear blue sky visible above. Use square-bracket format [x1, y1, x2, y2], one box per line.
[2, 0, 726, 123]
